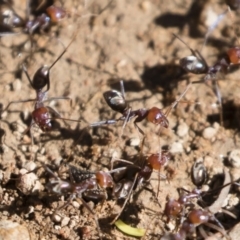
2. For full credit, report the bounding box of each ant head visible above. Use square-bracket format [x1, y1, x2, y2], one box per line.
[32, 66, 50, 91]
[103, 90, 127, 113]
[147, 107, 169, 128]
[187, 209, 209, 224]
[46, 5, 66, 23]
[180, 56, 207, 74]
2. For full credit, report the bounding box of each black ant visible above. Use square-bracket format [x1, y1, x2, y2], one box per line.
[1, 32, 79, 143]
[90, 80, 191, 135]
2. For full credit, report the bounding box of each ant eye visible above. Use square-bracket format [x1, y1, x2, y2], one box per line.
[103, 90, 127, 113]
[32, 67, 49, 90]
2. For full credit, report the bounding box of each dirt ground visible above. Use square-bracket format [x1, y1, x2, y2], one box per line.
[1, 0, 240, 239]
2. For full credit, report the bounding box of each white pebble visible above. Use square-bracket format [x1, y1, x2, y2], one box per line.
[61, 217, 70, 227]
[170, 142, 183, 153]
[177, 121, 189, 137]
[52, 213, 62, 223]
[229, 149, 240, 168]
[129, 137, 140, 146]
[202, 127, 217, 139]
[12, 79, 22, 91]
[0, 220, 30, 240]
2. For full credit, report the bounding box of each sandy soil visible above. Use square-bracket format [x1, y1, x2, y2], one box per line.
[0, 0, 240, 239]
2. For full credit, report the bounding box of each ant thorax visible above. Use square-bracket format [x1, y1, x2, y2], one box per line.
[180, 55, 207, 74]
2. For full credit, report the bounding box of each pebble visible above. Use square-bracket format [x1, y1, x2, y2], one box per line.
[176, 121, 189, 137]
[129, 137, 141, 146]
[0, 220, 30, 240]
[12, 79, 22, 92]
[202, 127, 217, 139]
[170, 141, 183, 153]
[61, 217, 70, 227]
[228, 149, 240, 168]
[52, 213, 62, 223]
[16, 169, 43, 195]
[229, 222, 240, 239]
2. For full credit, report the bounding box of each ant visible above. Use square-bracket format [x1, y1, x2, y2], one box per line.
[1, 32, 79, 144]
[0, 1, 66, 36]
[173, 9, 240, 124]
[40, 163, 130, 239]
[110, 149, 170, 223]
[163, 162, 236, 239]
[90, 80, 191, 135]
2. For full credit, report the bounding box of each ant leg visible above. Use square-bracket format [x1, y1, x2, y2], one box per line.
[110, 173, 138, 224]
[43, 96, 72, 107]
[22, 64, 34, 88]
[46, 106, 81, 127]
[76, 197, 102, 240]
[213, 80, 223, 125]
[90, 119, 118, 127]
[1, 99, 36, 113]
[164, 83, 192, 117]
[133, 121, 145, 136]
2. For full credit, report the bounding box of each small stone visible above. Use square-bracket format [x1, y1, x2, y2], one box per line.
[176, 121, 189, 137]
[23, 161, 37, 172]
[16, 169, 43, 195]
[228, 149, 240, 168]
[129, 137, 141, 146]
[72, 201, 80, 208]
[202, 127, 217, 139]
[0, 220, 30, 240]
[12, 79, 22, 91]
[61, 216, 70, 227]
[229, 222, 240, 239]
[170, 141, 183, 153]
[52, 213, 62, 223]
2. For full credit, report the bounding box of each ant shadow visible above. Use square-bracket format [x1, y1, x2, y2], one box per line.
[207, 100, 240, 131]
[154, 0, 208, 38]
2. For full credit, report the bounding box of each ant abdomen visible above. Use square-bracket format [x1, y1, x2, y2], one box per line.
[227, 46, 240, 64]
[187, 209, 209, 224]
[103, 90, 127, 113]
[147, 107, 169, 127]
[32, 107, 52, 131]
[148, 152, 170, 170]
[180, 56, 208, 74]
[46, 6, 66, 23]
[32, 67, 50, 91]
[95, 171, 114, 188]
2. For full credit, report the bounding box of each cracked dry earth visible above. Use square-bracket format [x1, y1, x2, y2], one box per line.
[1, 0, 240, 239]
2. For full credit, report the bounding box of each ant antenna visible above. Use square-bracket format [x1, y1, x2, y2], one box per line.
[201, 8, 229, 52]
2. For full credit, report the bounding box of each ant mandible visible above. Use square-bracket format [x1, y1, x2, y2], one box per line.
[90, 80, 191, 135]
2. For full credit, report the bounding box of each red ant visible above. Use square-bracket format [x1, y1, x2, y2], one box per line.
[1, 32, 79, 143]
[41, 163, 131, 239]
[110, 149, 170, 223]
[163, 163, 236, 239]
[0, 1, 66, 36]
[173, 9, 240, 124]
[90, 80, 191, 135]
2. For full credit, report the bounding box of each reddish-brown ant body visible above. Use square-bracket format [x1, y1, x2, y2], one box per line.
[0, 1, 66, 36]
[110, 150, 170, 223]
[163, 163, 234, 239]
[1, 33, 79, 142]
[90, 81, 190, 135]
